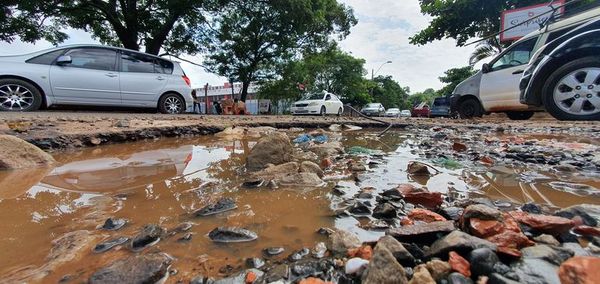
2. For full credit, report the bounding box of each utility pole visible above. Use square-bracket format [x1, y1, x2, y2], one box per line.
[204, 83, 209, 114]
[370, 61, 392, 96]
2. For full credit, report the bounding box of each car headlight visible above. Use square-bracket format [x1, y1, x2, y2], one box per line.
[309, 102, 320, 106]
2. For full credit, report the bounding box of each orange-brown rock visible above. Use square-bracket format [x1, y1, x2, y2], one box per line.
[448, 251, 471, 277]
[400, 218, 414, 226]
[452, 142, 467, 152]
[511, 211, 575, 235]
[403, 191, 443, 209]
[409, 208, 447, 223]
[486, 231, 534, 258]
[469, 218, 505, 238]
[559, 256, 600, 284]
[502, 213, 521, 233]
[573, 225, 600, 237]
[246, 271, 257, 283]
[299, 277, 332, 284]
[348, 245, 373, 260]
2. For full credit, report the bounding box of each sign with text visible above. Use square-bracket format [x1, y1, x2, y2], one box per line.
[501, 1, 565, 42]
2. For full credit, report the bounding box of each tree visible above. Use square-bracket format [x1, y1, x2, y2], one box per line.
[1, 0, 218, 55]
[202, 0, 356, 101]
[409, 88, 438, 107]
[437, 66, 476, 96]
[371, 75, 410, 109]
[259, 45, 371, 107]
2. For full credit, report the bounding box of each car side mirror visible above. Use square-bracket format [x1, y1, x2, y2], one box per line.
[482, 63, 491, 73]
[56, 55, 72, 65]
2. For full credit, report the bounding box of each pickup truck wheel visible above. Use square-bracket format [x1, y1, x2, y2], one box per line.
[506, 111, 534, 120]
[542, 57, 600, 121]
[457, 98, 483, 119]
[0, 79, 43, 112]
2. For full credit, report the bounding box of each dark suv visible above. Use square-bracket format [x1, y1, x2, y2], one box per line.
[520, 18, 600, 120]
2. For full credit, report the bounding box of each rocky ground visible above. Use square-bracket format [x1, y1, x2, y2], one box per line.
[0, 111, 598, 151]
[1, 112, 599, 283]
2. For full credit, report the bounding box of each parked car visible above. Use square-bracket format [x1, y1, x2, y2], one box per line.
[411, 103, 430, 117]
[361, 103, 385, 116]
[400, 109, 412, 117]
[430, 96, 451, 117]
[384, 108, 401, 117]
[290, 91, 344, 116]
[451, 6, 600, 120]
[0, 44, 194, 113]
[520, 17, 600, 120]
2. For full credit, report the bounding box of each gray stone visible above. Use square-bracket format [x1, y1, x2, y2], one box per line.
[462, 204, 503, 221]
[562, 242, 592, 256]
[512, 258, 559, 284]
[469, 248, 499, 278]
[328, 229, 361, 255]
[387, 221, 455, 242]
[194, 197, 237, 217]
[521, 245, 573, 265]
[533, 234, 560, 246]
[362, 245, 408, 284]
[555, 204, 600, 227]
[427, 231, 496, 258]
[89, 253, 172, 284]
[208, 227, 257, 243]
[93, 237, 129, 253]
[447, 272, 474, 284]
[376, 235, 415, 267]
[130, 224, 165, 251]
[246, 132, 293, 171]
[101, 218, 127, 231]
[373, 202, 397, 219]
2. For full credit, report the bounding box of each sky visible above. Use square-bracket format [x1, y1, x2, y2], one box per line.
[0, 0, 477, 93]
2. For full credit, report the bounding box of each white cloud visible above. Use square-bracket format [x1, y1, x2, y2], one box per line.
[0, 0, 477, 92]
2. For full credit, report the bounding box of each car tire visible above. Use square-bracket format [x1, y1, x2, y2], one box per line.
[458, 98, 483, 119]
[158, 93, 185, 114]
[0, 79, 43, 112]
[541, 56, 600, 121]
[320, 106, 326, 116]
[337, 107, 343, 116]
[506, 111, 534, 120]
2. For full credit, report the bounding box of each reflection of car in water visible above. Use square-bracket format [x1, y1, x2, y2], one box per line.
[41, 146, 193, 192]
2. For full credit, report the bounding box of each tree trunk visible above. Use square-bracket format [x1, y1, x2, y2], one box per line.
[240, 81, 251, 102]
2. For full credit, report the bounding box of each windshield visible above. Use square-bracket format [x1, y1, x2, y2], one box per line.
[366, 103, 380, 108]
[387, 108, 399, 112]
[303, 92, 324, 100]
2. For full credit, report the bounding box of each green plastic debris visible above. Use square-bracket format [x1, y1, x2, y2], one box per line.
[433, 157, 462, 169]
[347, 146, 380, 155]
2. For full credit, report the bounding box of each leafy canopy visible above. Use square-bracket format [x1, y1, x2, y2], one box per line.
[437, 66, 476, 96]
[202, 0, 356, 101]
[2, 0, 219, 55]
[371, 75, 410, 110]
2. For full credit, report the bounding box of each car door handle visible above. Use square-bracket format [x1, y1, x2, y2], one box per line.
[105, 73, 118, 78]
[512, 70, 524, 75]
[157, 76, 166, 81]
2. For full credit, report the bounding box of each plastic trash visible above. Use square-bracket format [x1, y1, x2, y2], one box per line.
[313, 135, 328, 143]
[347, 146, 379, 155]
[433, 157, 462, 169]
[293, 134, 312, 144]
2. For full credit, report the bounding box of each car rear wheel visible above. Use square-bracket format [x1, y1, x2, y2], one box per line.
[337, 107, 343, 116]
[506, 111, 534, 120]
[0, 79, 43, 112]
[320, 106, 326, 116]
[158, 93, 185, 114]
[542, 57, 600, 121]
[457, 98, 483, 119]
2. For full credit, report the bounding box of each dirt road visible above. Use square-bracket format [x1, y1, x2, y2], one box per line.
[0, 111, 598, 150]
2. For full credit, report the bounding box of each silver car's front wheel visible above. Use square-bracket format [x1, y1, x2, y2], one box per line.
[158, 94, 185, 114]
[553, 67, 600, 116]
[0, 79, 42, 112]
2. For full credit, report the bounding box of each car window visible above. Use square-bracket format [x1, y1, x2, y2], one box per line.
[547, 25, 579, 42]
[304, 92, 325, 100]
[325, 94, 331, 100]
[157, 59, 174, 74]
[121, 51, 161, 73]
[491, 37, 538, 71]
[26, 49, 66, 65]
[62, 48, 117, 71]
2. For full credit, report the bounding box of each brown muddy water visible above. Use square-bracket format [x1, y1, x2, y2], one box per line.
[0, 130, 598, 282]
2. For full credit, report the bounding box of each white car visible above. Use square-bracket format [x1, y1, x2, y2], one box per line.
[0, 44, 194, 113]
[291, 91, 344, 115]
[400, 110, 411, 117]
[384, 108, 401, 117]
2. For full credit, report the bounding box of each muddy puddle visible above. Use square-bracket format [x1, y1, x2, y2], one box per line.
[0, 128, 598, 282]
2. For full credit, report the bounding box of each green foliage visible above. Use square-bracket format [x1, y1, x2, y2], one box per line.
[371, 75, 410, 109]
[437, 66, 476, 96]
[408, 88, 438, 107]
[202, 0, 356, 101]
[410, 0, 549, 46]
[258, 45, 370, 107]
[2, 0, 218, 55]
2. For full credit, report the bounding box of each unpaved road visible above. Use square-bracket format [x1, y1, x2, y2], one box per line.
[0, 111, 598, 150]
